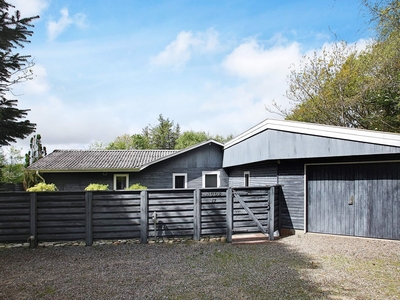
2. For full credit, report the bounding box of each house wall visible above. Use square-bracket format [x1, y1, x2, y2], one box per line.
[223, 130, 400, 167]
[42, 143, 227, 191]
[225, 160, 304, 230]
[129, 143, 227, 189]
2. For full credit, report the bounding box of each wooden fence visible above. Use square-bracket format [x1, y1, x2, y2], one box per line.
[0, 186, 279, 247]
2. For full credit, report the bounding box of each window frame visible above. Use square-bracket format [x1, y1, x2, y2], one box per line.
[173, 173, 187, 189]
[202, 170, 221, 188]
[113, 174, 129, 190]
[244, 171, 250, 187]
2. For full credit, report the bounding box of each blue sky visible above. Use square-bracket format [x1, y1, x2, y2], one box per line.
[8, 0, 371, 153]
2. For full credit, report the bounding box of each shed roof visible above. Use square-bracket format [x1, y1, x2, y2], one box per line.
[27, 140, 224, 173]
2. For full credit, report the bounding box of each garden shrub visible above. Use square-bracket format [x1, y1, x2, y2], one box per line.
[26, 182, 58, 192]
[84, 183, 109, 191]
[126, 183, 147, 190]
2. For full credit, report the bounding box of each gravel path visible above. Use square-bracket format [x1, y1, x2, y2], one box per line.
[1, 234, 399, 299]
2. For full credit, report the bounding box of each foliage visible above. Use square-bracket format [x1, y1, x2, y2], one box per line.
[106, 134, 150, 150]
[125, 183, 147, 190]
[362, 0, 400, 40]
[24, 134, 46, 167]
[144, 114, 180, 149]
[102, 115, 233, 150]
[88, 140, 106, 150]
[22, 170, 41, 190]
[175, 131, 210, 149]
[175, 131, 233, 149]
[0, 0, 39, 146]
[26, 182, 58, 192]
[84, 183, 109, 191]
[0, 146, 24, 183]
[281, 0, 400, 132]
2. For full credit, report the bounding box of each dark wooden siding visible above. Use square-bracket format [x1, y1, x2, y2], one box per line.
[278, 161, 304, 230]
[307, 162, 400, 240]
[0, 192, 30, 242]
[223, 129, 400, 168]
[227, 162, 277, 187]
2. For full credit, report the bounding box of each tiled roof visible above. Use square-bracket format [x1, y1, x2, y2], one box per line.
[27, 149, 179, 171]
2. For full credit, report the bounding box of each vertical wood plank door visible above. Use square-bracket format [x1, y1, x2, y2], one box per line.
[307, 162, 400, 240]
[307, 164, 355, 236]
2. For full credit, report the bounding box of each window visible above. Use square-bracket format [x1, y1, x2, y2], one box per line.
[173, 173, 187, 189]
[244, 171, 250, 187]
[114, 174, 129, 190]
[202, 171, 220, 188]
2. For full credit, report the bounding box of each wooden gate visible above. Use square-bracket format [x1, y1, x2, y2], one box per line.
[226, 187, 278, 241]
[307, 162, 400, 240]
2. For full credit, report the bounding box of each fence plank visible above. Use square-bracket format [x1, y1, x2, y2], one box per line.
[140, 190, 148, 244]
[193, 189, 201, 241]
[29, 193, 37, 248]
[269, 186, 275, 240]
[85, 192, 93, 246]
[226, 187, 233, 243]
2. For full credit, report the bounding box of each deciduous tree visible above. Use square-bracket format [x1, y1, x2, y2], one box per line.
[282, 0, 400, 132]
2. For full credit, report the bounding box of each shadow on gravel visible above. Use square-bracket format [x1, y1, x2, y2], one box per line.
[0, 239, 331, 299]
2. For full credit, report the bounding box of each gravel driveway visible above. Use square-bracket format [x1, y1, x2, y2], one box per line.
[1, 234, 399, 299]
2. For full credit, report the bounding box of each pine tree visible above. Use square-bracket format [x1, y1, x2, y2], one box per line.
[0, 0, 39, 146]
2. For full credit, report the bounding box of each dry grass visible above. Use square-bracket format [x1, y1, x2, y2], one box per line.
[0, 234, 399, 299]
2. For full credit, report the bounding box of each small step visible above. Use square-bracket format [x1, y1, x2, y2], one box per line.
[232, 233, 270, 244]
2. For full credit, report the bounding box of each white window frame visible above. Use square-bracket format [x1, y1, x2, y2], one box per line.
[202, 170, 221, 188]
[173, 173, 187, 189]
[244, 171, 250, 187]
[113, 174, 129, 190]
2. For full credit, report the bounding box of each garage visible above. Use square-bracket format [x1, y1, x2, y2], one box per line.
[307, 162, 400, 240]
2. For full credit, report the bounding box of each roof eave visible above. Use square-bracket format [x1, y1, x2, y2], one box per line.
[29, 168, 141, 173]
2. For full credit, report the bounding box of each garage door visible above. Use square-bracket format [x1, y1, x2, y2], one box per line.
[307, 162, 400, 240]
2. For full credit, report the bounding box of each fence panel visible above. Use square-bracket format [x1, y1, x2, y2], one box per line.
[0, 192, 30, 242]
[92, 191, 141, 239]
[37, 192, 86, 241]
[0, 186, 278, 245]
[201, 189, 227, 236]
[148, 189, 195, 238]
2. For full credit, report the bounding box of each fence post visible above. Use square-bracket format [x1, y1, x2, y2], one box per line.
[268, 186, 275, 241]
[193, 189, 201, 241]
[140, 190, 148, 244]
[85, 192, 93, 246]
[29, 193, 38, 248]
[226, 187, 233, 243]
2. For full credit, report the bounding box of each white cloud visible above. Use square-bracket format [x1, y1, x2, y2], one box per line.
[23, 64, 50, 95]
[222, 37, 302, 79]
[8, 0, 48, 17]
[151, 29, 219, 67]
[47, 8, 87, 41]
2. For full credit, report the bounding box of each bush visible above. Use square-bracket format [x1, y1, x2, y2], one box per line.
[84, 183, 109, 191]
[26, 182, 58, 192]
[126, 183, 147, 190]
